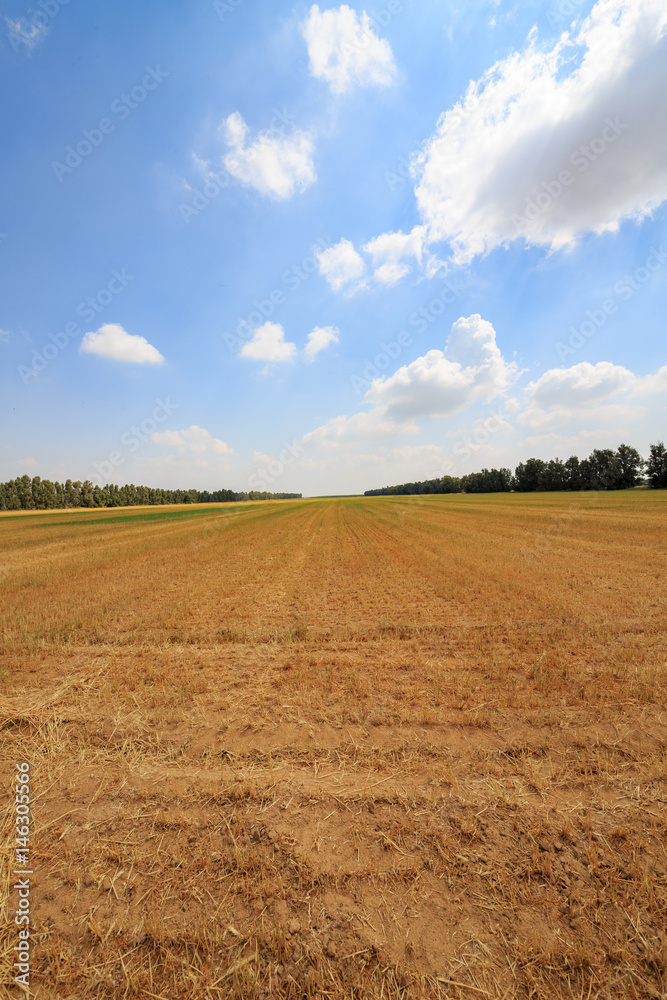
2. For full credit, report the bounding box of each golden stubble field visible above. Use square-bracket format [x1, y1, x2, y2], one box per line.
[0, 492, 666, 1000]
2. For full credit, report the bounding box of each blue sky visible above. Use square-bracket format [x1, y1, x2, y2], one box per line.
[1, 0, 666, 495]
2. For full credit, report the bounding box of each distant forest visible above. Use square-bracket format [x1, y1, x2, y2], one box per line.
[0, 476, 301, 511]
[365, 442, 667, 495]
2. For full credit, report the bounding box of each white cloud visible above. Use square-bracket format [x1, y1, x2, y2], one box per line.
[366, 315, 519, 422]
[152, 425, 234, 456]
[301, 315, 518, 448]
[527, 361, 637, 409]
[301, 408, 418, 448]
[0, 328, 11, 342]
[222, 112, 315, 200]
[301, 4, 397, 95]
[519, 359, 667, 429]
[80, 323, 164, 365]
[362, 226, 425, 285]
[413, 0, 667, 261]
[304, 325, 339, 362]
[636, 364, 667, 396]
[239, 322, 297, 362]
[316, 238, 367, 292]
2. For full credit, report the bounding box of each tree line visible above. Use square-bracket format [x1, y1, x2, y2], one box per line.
[364, 442, 667, 496]
[0, 476, 301, 511]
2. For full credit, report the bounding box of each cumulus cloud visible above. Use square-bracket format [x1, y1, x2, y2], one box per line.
[304, 325, 339, 362]
[316, 238, 367, 293]
[412, 0, 667, 261]
[80, 323, 165, 364]
[301, 4, 396, 95]
[367, 315, 519, 422]
[362, 226, 425, 285]
[301, 315, 518, 447]
[636, 364, 667, 396]
[527, 361, 637, 409]
[223, 112, 315, 200]
[519, 359, 667, 429]
[239, 322, 297, 362]
[152, 425, 234, 456]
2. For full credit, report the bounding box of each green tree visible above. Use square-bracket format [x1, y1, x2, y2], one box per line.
[615, 444, 644, 488]
[647, 442, 667, 488]
[513, 458, 545, 492]
[587, 449, 622, 490]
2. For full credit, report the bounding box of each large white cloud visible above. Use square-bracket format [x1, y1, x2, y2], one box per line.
[527, 361, 637, 409]
[411, 0, 667, 261]
[223, 112, 315, 200]
[239, 322, 297, 362]
[316, 238, 367, 293]
[519, 359, 667, 428]
[301, 4, 396, 95]
[301, 315, 518, 447]
[367, 315, 519, 422]
[80, 323, 164, 364]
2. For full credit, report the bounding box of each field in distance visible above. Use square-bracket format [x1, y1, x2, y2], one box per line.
[1, 492, 666, 999]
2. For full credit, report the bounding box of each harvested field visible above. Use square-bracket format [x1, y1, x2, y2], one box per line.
[1, 492, 666, 999]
